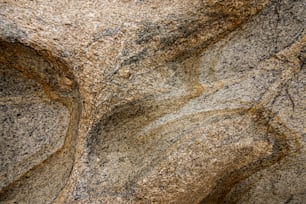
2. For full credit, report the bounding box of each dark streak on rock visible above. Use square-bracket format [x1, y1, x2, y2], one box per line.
[284, 194, 293, 204]
[121, 48, 148, 66]
[93, 28, 119, 41]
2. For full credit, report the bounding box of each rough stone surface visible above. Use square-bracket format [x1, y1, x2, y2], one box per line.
[0, 0, 305, 203]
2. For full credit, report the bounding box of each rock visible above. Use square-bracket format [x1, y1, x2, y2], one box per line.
[0, 0, 305, 203]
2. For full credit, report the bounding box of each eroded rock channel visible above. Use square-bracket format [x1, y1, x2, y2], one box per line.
[0, 41, 80, 203]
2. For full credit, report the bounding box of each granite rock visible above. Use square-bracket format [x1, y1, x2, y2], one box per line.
[0, 0, 305, 203]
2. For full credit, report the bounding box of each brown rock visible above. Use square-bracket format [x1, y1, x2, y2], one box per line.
[0, 0, 305, 203]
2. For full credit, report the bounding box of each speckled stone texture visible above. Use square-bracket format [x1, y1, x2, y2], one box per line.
[0, 0, 305, 203]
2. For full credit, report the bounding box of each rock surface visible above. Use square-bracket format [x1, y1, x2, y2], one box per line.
[0, 0, 305, 203]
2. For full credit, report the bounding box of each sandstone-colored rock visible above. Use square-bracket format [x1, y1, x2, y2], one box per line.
[0, 39, 80, 203]
[0, 0, 305, 203]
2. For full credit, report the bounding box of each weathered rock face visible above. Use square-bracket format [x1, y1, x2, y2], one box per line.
[0, 0, 305, 203]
